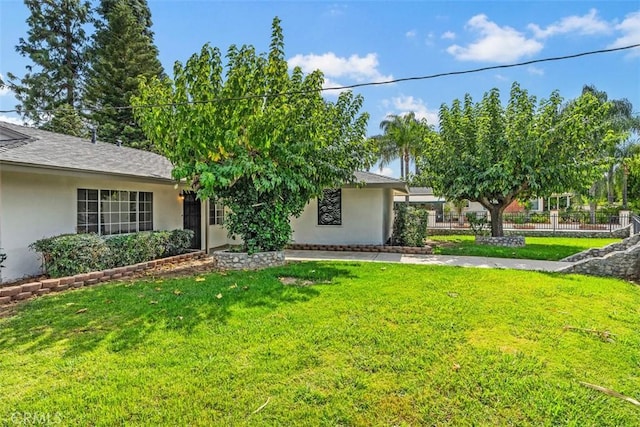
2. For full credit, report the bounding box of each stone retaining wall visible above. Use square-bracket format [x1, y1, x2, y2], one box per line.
[429, 226, 630, 239]
[287, 243, 433, 255]
[562, 234, 640, 262]
[558, 244, 640, 280]
[475, 236, 526, 247]
[213, 250, 285, 270]
[0, 251, 207, 306]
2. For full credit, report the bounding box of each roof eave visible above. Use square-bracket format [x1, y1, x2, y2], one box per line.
[0, 160, 177, 184]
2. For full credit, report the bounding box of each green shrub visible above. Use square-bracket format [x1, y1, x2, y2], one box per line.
[529, 213, 549, 224]
[104, 232, 166, 266]
[391, 205, 429, 247]
[166, 229, 194, 256]
[466, 212, 488, 236]
[30, 229, 195, 278]
[30, 234, 111, 278]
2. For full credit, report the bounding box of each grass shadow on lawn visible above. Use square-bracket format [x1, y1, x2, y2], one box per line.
[0, 263, 355, 357]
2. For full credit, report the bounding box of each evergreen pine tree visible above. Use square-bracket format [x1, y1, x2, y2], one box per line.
[7, 0, 90, 127]
[84, 0, 164, 150]
[41, 104, 88, 137]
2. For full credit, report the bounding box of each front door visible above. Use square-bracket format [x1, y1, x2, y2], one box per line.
[182, 191, 201, 249]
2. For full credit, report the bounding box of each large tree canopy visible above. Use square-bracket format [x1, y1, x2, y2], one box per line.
[418, 82, 612, 237]
[133, 17, 374, 253]
[85, 0, 164, 149]
[7, 0, 90, 127]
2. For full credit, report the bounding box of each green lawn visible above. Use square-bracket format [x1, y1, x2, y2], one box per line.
[1, 262, 639, 425]
[429, 235, 621, 260]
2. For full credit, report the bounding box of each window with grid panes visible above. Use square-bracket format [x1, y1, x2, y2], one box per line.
[209, 201, 225, 225]
[77, 189, 153, 235]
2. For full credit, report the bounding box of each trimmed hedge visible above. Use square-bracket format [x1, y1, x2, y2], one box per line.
[391, 205, 429, 247]
[30, 229, 195, 278]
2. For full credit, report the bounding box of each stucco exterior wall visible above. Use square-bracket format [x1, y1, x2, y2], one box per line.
[290, 188, 389, 245]
[0, 167, 182, 283]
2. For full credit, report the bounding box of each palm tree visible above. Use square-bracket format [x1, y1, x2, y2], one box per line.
[581, 85, 640, 205]
[374, 111, 432, 184]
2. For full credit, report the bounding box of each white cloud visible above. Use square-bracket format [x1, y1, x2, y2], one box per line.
[320, 76, 348, 97]
[528, 9, 611, 39]
[326, 4, 347, 17]
[494, 74, 509, 81]
[288, 52, 392, 83]
[388, 95, 439, 126]
[378, 166, 395, 177]
[608, 11, 640, 57]
[441, 31, 456, 40]
[405, 29, 417, 38]
[425, 31, 436, 47]
[0, 114, 25, 125]
[0, 73, 11, 96]
[527, 66, 544, 76]
[447, 14, 543, 63]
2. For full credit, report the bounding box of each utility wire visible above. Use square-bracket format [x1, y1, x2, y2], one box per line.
[1, 43, 638, 115]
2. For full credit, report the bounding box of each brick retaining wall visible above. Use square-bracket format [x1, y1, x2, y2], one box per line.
[0, 251, 207, 307]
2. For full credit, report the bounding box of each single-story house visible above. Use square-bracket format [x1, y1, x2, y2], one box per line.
[394, 187, 544, 220]
[0, 122, 407, 283]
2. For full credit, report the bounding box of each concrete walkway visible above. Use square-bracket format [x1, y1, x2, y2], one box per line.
[285, 250, 571, 272]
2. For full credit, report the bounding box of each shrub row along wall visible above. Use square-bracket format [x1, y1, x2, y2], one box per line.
[213, 251, 285, 270]
[558, 244, 640, 280]
[429, 227, 630, 239]
[287, 244, 433, 255]
[0, 251, 206, 306]
[562, 234, 640, 262]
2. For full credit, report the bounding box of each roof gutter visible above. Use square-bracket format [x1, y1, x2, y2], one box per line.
[0, 160, 178, 185]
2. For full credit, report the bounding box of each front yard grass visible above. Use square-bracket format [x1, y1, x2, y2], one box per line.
[430, 235, 621, 260]
[1, 262, 639, 425]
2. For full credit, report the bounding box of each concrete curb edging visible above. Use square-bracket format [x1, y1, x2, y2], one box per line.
[0, 251, 207, 307]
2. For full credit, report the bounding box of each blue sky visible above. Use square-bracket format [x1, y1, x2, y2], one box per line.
[1, 0, 639, 177]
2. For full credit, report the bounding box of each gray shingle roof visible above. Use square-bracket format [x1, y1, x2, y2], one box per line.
[408, 187, 434, 195]
[0, 122, 174, 181]
[352, 170, 407, 192]
[0, 122, 408, 191]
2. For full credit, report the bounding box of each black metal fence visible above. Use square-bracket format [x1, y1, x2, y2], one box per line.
[431, 211, 631, 232]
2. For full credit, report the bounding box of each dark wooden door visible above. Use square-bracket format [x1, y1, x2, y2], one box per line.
[182, 192, 201, 249]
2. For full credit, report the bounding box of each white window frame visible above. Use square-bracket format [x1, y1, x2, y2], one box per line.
[77, 188, 153, 235]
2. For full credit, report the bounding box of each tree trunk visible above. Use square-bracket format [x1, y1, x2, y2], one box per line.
[488, 205, 504, 237]
[622, 165, 628, 209]
[589, 182, 597, 224]
[404, 150, 410, 204]
[607, 164, 615, 204]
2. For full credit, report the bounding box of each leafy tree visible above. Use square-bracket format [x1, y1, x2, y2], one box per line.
[84, 0, 163, 149]
[133, 17, 374, 253]
[41, 104, 87, 137]
[418, 82, 611, 237]
[7, 0, 90, 126]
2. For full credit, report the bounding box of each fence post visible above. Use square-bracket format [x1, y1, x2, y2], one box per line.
[620, 210, 630, 228]
[550, 210, 559, 232]
[427, 210, 437, 228]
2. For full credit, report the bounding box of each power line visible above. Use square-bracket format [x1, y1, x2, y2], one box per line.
[1, 43, 638, 115]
